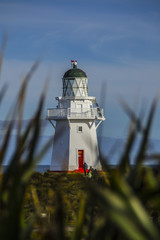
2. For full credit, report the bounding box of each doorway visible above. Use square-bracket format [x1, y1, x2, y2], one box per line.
[78, 150, 84, 170]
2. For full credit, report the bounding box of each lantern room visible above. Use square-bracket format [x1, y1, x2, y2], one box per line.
[62, 60, 88, 97]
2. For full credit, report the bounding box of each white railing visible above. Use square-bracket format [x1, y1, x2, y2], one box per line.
[47, 108, 68, 118]
[47, 108, 104, 119]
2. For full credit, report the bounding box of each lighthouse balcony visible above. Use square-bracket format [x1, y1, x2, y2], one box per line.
[47, 108, 104, 120]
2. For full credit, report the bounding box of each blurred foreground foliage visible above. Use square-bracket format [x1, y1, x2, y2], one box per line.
[0, 38, 160, 239]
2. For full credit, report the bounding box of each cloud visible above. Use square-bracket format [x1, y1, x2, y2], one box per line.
[1, 58, 160, 117]
[0, 0, 160, 64]
[0, 119, 48, 136]
[1, 1, 159, 41]
[86, 60, 160, 100]
[1, 57, 160, 139]
[0, 59, 62, 119]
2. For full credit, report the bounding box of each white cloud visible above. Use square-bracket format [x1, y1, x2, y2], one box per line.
[1, 1, 159, 41]
[1, 58, 160, 115]
[0, 59, 63, 118]
[0, 0, 159, 67]
[86, 60, 160, 100]
[1, 57, 160, 138]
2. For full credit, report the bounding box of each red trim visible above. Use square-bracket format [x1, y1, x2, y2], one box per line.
[47, 169, 103, 173]
[48, 169, 84, 173]
[78, 149, 84, 170]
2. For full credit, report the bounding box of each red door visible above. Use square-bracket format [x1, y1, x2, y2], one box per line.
[78, 150, 84, 170]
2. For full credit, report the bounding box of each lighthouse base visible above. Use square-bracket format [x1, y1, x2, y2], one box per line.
[50, 120, 102, 172]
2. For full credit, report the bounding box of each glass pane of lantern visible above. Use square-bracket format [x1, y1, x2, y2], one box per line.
[70, 79, 74, 86]
[76, 89, 81, 96]
[72, 80, 78, 88]
[78, 79, 83, 88]
[70, 90, 74, 96]
[73, 87, 78, 96]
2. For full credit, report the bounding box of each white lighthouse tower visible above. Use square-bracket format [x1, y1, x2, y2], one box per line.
[47, 61, 105, 172]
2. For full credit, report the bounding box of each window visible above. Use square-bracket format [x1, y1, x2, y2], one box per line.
[77, 126, 83, 132]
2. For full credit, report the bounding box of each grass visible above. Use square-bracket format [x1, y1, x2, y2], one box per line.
[1, 36, 160, 239]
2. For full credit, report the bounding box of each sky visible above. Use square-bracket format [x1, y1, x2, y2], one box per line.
[0, 0, 160, 139]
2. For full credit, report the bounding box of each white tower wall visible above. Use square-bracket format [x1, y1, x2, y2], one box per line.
[69, 120, 101, 170]
[50, 119, 101, 171]
[50, 121, 70, 171]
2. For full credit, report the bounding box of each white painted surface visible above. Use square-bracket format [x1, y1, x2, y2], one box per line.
[69, 120, 101, 170]
[50, 118, 102, 171]
[50, 121, 70, 170]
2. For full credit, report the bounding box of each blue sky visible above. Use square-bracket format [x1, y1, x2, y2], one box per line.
[0, 0, 160, 139]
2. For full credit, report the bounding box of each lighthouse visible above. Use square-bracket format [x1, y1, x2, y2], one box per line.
[47, 61, 105, 171]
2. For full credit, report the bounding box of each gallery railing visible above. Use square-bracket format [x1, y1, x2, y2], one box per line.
[47, 108, 104, 119]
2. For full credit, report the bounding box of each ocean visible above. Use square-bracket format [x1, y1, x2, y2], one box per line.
[35, 165, 50, 173]
[1, 135, 160, 170]
[2, 165, 50, 173]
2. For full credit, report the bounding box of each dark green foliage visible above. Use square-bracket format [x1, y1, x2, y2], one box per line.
[0, 37, 52, 240]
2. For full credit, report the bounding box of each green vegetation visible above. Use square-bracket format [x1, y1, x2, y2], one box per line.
[0, 37, 160, 239]
[23, 165, 160, 240]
